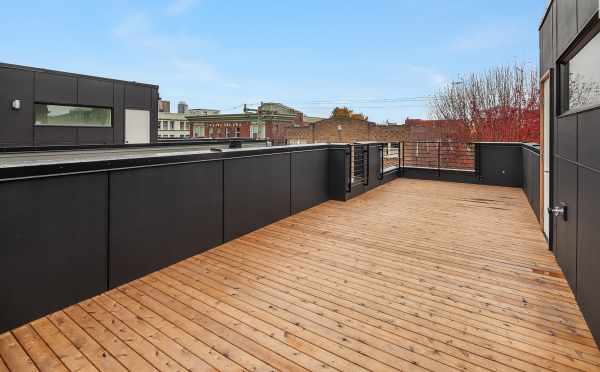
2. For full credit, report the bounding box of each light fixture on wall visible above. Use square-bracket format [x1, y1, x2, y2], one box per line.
[11, 99, 21, 110]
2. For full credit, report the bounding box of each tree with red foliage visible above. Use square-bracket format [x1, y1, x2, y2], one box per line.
[430, 64, 540, 143]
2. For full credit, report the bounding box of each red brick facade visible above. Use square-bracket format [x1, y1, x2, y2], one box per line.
[201, 121, 251, 138]
[285, 118, 467, 144]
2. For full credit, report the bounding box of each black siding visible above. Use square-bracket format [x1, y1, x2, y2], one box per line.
[109, 162, 223, 288]
[0, 174, 108, 332]
[291, 149, 329, 214]
[0, 63, 158, 148]
[224, 153, 291, 241]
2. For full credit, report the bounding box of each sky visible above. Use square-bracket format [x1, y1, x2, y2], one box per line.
[0, 0, 546, 122]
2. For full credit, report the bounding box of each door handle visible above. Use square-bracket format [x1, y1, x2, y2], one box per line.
[548, 203, 568, 221]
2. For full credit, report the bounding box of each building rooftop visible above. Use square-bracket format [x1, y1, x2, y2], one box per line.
[1, 178, 598, 371]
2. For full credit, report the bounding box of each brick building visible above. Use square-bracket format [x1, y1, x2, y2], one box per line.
[285, 117, 464, 144]
[187, 102, 303, 139]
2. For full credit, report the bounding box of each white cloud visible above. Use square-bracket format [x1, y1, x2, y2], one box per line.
[167, 0, 198, 15]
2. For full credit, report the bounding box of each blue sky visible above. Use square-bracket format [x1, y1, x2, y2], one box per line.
[0, 0, 545, 122]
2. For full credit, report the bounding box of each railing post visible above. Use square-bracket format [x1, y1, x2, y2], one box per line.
[401, 141, 405, 176]
[378, 144, 384, 180]
[346, 144, 352, 193]
[437, 141, 441, 177]
[363, 144, 369, 186]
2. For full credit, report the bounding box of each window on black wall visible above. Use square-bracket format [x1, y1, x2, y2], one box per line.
[34, 104, 112, 127]
[563, 29, 600, 112]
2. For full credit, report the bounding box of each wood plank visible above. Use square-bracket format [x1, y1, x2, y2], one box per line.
[0, 332, 38, 372]
[47, 311, 127, 372]
[2, 178, 599, 372]
[0, 357, 9, 372]
[11, 325, 67, 372]
[29, 318, 98, 372]
[155, 266, 488, 372]
[78, 298, 186, 372]
[92, 293, 218, 372]
[63, 305, 158, 372]
[137, 275, 340, 372]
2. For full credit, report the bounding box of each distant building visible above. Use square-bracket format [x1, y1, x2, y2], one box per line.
[157, 101, 220, 139]
[157, 112, 190, 139]
[285, 117, 468, 144]
[187, 102, 303, 139]
[158, 100, 171, 113]
[286, 117, 409, 144]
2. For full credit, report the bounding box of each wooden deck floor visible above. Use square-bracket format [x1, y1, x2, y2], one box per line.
[2, 179, 599, 372]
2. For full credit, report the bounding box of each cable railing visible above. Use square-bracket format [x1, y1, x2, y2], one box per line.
[382, 142, 401, 172]
[374, 142, 477, 178]
[346, 144, 368, 190]
[402, 142, 476, 172]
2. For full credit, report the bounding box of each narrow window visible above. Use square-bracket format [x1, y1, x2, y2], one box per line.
[562, 29, 600, 112]
[34, 104, 112, 127]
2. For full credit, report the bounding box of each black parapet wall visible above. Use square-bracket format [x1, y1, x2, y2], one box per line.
[522, 144, 541, 220]
[0, 63, 159, 148]
[478, 143, 523, 187]
[0, 144, 340, 332]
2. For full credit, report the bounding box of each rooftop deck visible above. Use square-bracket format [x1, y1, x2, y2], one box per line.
[1, 179, 599, 372]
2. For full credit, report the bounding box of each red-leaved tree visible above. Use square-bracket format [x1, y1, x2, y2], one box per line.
[430, 64, 540, 143]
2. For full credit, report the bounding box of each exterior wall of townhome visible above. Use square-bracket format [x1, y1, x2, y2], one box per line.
[0, 63, 159, 148]
[539, 0, 600, 346]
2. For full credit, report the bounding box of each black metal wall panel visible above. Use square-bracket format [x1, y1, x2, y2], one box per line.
[34, 126, 78, 146]
[479, 144, 523, 187]
[224, 153, 291, 241]
[541, 7, 554, 74]
[0, 67, 34, 147]
[578, 109, 600, 171]
[109, 161, 223, 288]
[0, 64, 157, 148]
[522, 148, 541, 219]
[0, 174, 108, 333]
[77, 78, 114, 107]
[77, 127, 114, 145]
[328, 147, 349, 201]
[150, 88, 159, 144]
[291, 149, 329, 214]
[366, 144, 382, 191]
[113, 83, 125, 144]
[556, 115, 578, 161]
[125, 85, 152, 109]
[555, 157, 578, 292]
[556, 0, 578, 55]
[577, 168, 600, 346]
[578, 0, 599, 31]
[34, 72, 77, 104]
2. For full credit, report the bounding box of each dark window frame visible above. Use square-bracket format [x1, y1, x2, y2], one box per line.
[558, 15, 600, 115]
[33, 102, 113, 128]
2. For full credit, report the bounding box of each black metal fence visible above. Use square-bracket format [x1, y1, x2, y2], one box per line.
[375, 142, 477, 175]
[401, 142, 476, 172]
[346, 143, 369, 189]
